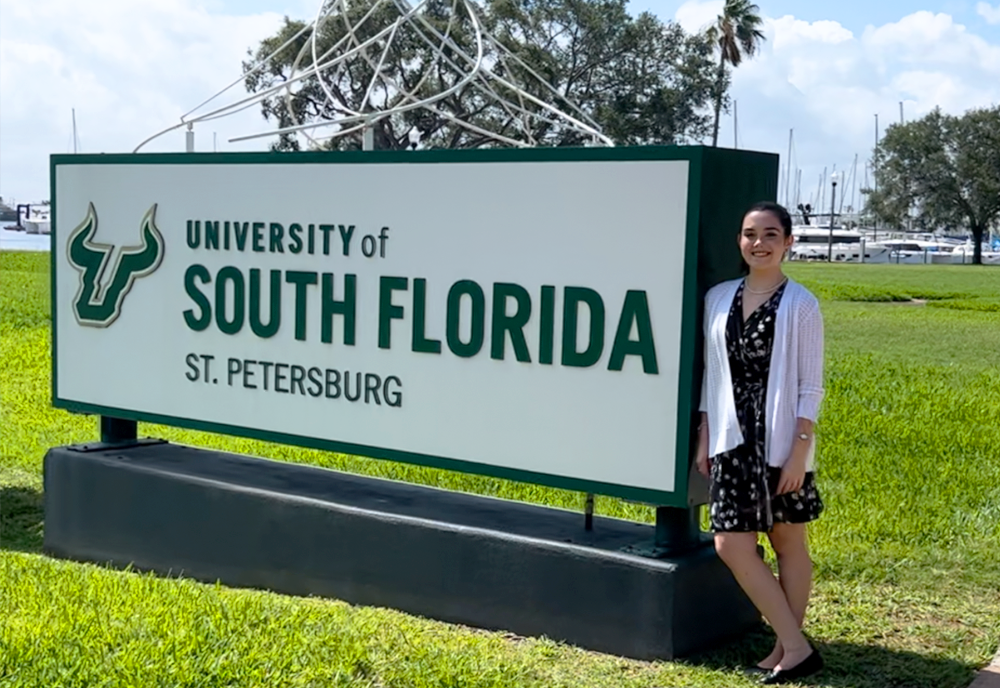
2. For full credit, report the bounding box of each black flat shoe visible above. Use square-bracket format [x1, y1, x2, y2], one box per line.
[760, 648, 823, 684]
[742, 665, 772, 677]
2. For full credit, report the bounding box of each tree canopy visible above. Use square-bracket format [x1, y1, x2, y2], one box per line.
[867, 105, 1000, 264]
[242, 0, 720, 150]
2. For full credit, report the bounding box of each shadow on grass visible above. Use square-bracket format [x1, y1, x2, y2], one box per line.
[0, 483, 985, 688]
[685, 629, 978, 688]
[0, 485, 44, 553]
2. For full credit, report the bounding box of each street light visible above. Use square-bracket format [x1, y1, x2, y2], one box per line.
[828, 171, 841, 262]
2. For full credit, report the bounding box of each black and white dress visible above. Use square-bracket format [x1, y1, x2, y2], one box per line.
[709, 280, 824, 533]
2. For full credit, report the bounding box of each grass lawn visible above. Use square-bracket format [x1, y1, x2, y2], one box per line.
[2, 253, 999, 687]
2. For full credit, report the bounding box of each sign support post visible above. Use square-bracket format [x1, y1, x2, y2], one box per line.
[99, 416, 138, 445]
[653, 506, 703, 554]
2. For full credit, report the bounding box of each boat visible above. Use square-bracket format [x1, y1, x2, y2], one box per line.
[869, 239, 959, 264]
[947, 244, 1000, 265]
[789, 226, 891, 263]
[19, 204, 51, 235]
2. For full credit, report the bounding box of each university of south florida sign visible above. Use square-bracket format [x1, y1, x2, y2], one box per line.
[51, 147, 766, 507]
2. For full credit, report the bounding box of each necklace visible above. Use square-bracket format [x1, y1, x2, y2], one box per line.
[744, 276, 787, 295]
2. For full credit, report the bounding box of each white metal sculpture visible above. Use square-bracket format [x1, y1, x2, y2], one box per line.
[135, 0, 613, 152]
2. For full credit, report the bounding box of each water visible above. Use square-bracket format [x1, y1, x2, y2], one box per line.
[0, 228, 51, 252]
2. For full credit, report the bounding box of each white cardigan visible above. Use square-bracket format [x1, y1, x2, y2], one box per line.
[699, 278, 825, 470]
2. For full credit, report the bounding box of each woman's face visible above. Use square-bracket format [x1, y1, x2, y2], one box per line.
[739, 210, 793, 271]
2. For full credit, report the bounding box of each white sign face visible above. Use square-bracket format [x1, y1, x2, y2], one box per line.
[53, 152, 694, 503]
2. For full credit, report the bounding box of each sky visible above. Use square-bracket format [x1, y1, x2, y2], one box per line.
[1, 0, 999, 212]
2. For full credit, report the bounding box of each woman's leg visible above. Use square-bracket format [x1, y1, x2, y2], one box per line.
[768, 522, 813, 627]
[754, 523, 813, 668]
[714, 531, 813, 670]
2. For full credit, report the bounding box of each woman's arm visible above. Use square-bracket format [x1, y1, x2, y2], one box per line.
[776, 299, 824, 494]
[697, 294, 714, 476]
[796, 298, 825, 422]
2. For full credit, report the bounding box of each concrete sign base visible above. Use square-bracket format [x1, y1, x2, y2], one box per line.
[43, 441, 760, 660]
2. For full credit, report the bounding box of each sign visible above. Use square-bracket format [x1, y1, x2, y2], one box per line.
[51, 147, 703, 506]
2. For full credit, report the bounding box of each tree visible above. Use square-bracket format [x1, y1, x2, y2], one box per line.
[866, 106, 1000, 265]
[706, 0, 765, 148]
[243, 0, 487, 152]
[490, 0, 719, 145]
[242, 0, 720, 150]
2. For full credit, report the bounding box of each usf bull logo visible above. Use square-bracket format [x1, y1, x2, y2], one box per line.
[67, 203, 165, 327]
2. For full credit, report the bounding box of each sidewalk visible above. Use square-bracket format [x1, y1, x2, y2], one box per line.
[969, 647, 1000, 688]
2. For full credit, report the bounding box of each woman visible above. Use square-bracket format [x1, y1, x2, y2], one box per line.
[696, 201, 825, 685]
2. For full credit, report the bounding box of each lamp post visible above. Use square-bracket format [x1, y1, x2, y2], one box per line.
[827, 172, 840, 262]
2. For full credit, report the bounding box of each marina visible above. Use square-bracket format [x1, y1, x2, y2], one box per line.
[788, 224, 1000, 265]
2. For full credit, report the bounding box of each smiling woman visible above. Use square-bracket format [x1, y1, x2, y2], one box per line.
[696, 200, 827, 684]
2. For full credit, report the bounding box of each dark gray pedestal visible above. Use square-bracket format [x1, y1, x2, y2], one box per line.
[43, 442, 760, 660]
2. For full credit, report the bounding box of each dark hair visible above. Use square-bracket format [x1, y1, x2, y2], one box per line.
[743, 201, 793, 237]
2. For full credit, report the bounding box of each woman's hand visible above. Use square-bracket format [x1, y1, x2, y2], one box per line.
[696, 416, 711, 477]
[776, 454, 806, 495]
[696, 450, 711, 477]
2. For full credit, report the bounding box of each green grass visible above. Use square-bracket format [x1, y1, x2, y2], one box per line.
[3, 252, 1000, 687]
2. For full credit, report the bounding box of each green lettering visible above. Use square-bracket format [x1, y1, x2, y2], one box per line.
[321, 273, 357, 346]
[378, 276, 408, 349]
[215, 266, 245, 335]
[446, 280, 485, 358]
[412, 278, 442, 354]
[186, 220, 200, 249]
[249, 269, 281, 338]
[539, 285, 555, 365]
[320, 224, 335, 256]
[252, 222, 265, 252]
[490, 283, 532, 362]
[608, 290, 659, 374]
[285, 271, 318, 341]
[289, 223, 303, 254]
[205, 221, 219, 250]
[269, 223, 285, 253]
[561, 287, 604, 368]
[183, 264, 211, 331]
[234, 222, 249, 251]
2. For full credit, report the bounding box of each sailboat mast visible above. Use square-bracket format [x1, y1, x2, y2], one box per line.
[785, 129, 793, 207]
[850, 154, 858, 217]
[874, 114, 879, 236]
[819, 168, 827, 216]
[72, 108, 78, 153]
[733, 100, 739, 149]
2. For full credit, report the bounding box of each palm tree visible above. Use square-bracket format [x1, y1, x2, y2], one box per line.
[708, 0, 766, 147]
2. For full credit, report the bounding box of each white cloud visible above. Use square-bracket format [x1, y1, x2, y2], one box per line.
[0, 0, 288, 203]
[674, 0, 722, 34]
[770, 17, 854, 50]
[675, 5, 1000, 211]
[977, 2, 1000, 24]
[863, 11, 1000, 72]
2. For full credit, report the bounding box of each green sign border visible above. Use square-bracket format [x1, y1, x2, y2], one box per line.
[50, 146, 707, 507]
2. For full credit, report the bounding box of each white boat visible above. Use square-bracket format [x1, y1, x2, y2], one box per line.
[791, 224, 1000, 265]
[20, 204, 51, 235]
[948, 244, 1000, 265]
[869, 239, 958, 264]
[789, 226, 891, 263]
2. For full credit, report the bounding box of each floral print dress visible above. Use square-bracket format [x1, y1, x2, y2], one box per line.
[709, 280, 824, 533]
